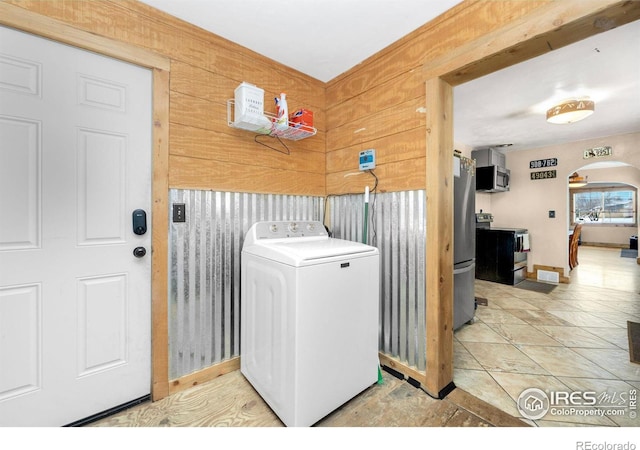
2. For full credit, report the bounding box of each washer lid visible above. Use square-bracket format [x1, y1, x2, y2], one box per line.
[244, 236, 378, 266]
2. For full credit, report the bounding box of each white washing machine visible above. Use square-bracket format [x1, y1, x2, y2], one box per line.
[241, 220, 380, 427]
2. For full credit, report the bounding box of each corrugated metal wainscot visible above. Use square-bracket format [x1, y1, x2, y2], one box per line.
[168, 190, 324, 379]
[329, 190, 427, 371]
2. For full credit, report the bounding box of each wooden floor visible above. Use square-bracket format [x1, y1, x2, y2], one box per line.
[90, 369, 526, 427]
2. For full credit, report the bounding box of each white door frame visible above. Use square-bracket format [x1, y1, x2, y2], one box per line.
[0, 2, 172, 402]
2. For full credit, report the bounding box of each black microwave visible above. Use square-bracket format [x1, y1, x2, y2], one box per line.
[476, 165, 510, 192]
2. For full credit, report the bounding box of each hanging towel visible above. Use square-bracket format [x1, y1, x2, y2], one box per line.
[521, 233, 530, 252]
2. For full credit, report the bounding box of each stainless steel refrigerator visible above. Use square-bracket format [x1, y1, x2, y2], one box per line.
[453, 154, 476, 330]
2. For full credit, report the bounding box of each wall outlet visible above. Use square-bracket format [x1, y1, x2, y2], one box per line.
[359, 149, 375, 171]
[548, 210, 555, 218]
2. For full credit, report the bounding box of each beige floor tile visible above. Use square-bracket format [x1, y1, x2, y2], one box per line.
[590, 311, 640, 328]
[572, 300, 622, 313]
[474, 307, 527, 325]
[533, 325, 619, 349]
[456, 247, 640, 428]
[453, 368, 519, 418]
[547, 310, 623, 328]
[571, 348, 640, 381]
[582, 326, 630, 350]
[487, 323, 563, 346]
[488, 296, 540, 311]
[582, 327, 629, 351]
[454, 322, 510, 344]
[546, 292, 587, 301]
[461, 342, 549, 375]
[599, 301, 640, 316]
[510, 309, 574, 327]
[524, 298, 580, 311]
[511, 290, 550, 301]
[453, 339, 483, 370]
[517, 345, 618, 379]
[489, 371, 566, 400]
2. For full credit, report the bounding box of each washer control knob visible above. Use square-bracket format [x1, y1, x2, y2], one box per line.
[288, 222, 298, 233]
[306, 223, 316, 232]
[270, 224, 278, 233]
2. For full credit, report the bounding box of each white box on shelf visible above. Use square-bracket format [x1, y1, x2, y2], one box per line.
[234, 82, 264, 122]
[233, 113, 273, 134]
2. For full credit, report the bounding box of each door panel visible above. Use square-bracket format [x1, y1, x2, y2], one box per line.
[77, 274, 127, 376]
[0, 25, 151, 426]
[0, 284, 41, 401]
[77, 129, 126, 244]
[0, 116, 40, 250]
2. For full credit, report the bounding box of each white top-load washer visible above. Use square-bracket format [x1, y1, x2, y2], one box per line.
[241, 220, 380, 427]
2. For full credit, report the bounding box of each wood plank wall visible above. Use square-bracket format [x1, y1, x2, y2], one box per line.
[325, 0, 551, 196]
[3, 0, 327, 197]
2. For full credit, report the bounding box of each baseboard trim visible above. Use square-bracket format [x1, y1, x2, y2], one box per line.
[581, 242, 628, 249]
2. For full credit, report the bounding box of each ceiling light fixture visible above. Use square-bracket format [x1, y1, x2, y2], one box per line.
[546, 98, 595, 124]
[568, 172, 588, 188]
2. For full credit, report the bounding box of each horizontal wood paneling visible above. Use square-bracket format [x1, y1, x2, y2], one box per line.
[324, 0, 552, 196]
[169, 155, 325, 196]
[170, 61, 326, 132]
[326, 70, 424, 131]
[326, 98, 426, 152]
[171, 123, 325, 169]
[326, 127, 425, 174]
[5, 0, 326, 196]
[326, 158, 426, 195]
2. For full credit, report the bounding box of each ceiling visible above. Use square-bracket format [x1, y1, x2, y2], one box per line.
[138, 0, 462, 82]
[138, 0, 639, 153]
[453, 18, 640, 153]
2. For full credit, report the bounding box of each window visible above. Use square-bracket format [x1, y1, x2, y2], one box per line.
[571, 184, 637, 225]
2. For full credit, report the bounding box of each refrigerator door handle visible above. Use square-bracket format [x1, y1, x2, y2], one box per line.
[453, 262, 476, 275]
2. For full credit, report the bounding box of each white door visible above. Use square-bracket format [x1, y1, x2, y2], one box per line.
[0, 26, 152, 426]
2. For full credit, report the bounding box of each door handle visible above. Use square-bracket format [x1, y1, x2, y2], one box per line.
[133, 247, 146, 258]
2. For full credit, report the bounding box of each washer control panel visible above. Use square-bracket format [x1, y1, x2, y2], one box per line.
[254, 221, 327, 240]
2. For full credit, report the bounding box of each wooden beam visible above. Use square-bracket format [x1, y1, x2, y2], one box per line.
[151, 68, 170, 400]
[0, 1, 170, 71]
[424, 77, 454, 398]
[169, 357, 241, 396]
[378, 353, 426, 385]
[424, 0, 640, 85]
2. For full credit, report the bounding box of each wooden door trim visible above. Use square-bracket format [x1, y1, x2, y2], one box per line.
[0, 2, 171, 401]
[421, 0, 640, 397]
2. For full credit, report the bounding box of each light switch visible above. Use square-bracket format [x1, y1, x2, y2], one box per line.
[173, 203, 186, 223]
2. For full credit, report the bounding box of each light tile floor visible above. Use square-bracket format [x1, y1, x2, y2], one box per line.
[454, 246, 640, 427]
